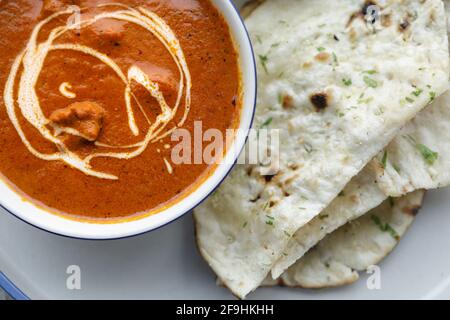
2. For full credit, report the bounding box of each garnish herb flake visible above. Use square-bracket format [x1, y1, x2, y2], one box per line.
[358, 96, 373, 104]
[363, 76, 378, 88]
[381, 151, 388, 169]
[429, 91, 436, 103]
[417, 143, 439, 165]
[303, 142, 313, 153]
[265, 215, 275, 226]
[404, 135, 439, 165]
[261, 117, 273, 128]
[371, 215, 399, 240]
[258, 54, 269, 74]
[278, 93, 283, 105]
[332, 52, 339, 66]
[342, 78, 352, 86]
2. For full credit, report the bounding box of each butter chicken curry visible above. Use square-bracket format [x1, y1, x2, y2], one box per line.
[0, 0, 241, 220]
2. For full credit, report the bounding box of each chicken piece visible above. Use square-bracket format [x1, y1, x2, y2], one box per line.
[50, 101, 105, 141]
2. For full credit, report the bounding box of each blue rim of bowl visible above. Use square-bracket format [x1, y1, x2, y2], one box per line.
[0, 272, 29, 300]
[0, 0, 257, 298]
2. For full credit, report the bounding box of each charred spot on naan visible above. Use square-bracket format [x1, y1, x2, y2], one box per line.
[399, 18, 411, 32]
[381, 13, 393, 27]
[302, 61, 313, 69]
[371, 157, 386, 177]
[398, 10, 418, 35]
[347, 0, 380, 27]
[264, 174, 275, 182]
[281, 94, 294, 109]
[314, 52, 330, 63]
[402, 203, 423, 216]
[310, 92, 329, 111]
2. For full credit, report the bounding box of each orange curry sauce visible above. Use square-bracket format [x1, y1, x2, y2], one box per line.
[0, 0, 241, 220]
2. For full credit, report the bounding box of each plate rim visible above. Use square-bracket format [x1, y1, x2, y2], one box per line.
[0, 272, 29, 300]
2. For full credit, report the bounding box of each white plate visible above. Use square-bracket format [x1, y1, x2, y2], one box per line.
[1, 0, 450, 300]
[1, 188, 450, 300]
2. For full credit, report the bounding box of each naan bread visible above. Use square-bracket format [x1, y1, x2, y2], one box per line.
[374, 91, 450, 196]
[272, 91, 450, 277]
[374, 0, 450, 197]
[194, 0, 449, 298]
[272, 0, 450, 278]
[267, 190, 424, 288]
[271, 164, 387, 277]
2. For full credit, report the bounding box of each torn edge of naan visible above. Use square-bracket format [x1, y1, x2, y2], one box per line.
[373, 84, 450, 197]
[271, 163, 387, 278]
[194, 0, 449, 299]
[373, 0, 450, 197]
[265, 190, 424, 289]
[240, 0, 265, 19]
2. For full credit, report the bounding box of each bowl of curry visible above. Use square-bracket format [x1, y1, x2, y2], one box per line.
[0, 0, 256, 239]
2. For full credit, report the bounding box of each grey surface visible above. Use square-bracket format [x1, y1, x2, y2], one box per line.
[0, 288, 10, 300]
[2, 0, 450, 300]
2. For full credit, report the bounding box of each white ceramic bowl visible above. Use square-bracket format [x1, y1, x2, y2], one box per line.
[0, 0, 256, 240]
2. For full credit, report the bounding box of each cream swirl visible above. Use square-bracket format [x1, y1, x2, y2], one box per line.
[59, 82, 76, 99]
[3, 4, 192, 180]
